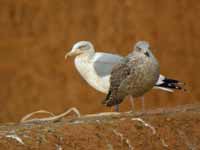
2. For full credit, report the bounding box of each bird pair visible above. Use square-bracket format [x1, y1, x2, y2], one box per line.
[65, 41, 185, 112]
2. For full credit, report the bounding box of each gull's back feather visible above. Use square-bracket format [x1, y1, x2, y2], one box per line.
[92, 52, 123, 77]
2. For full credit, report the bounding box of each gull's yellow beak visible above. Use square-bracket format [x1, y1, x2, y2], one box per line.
[65, 51, 72, 60]
[65, 49, 82, 60]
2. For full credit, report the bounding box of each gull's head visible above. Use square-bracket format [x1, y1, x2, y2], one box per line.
[65, 41, 94, 59]
[134, 41, 151, 57]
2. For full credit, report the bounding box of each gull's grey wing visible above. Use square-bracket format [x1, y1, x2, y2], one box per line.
[102, 58, 131, 106]
[93, 53, 123, 77]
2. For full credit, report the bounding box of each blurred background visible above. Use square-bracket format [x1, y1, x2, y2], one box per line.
[0, 0, 199, 122]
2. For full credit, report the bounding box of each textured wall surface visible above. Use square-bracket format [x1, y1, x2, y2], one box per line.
[0, 0, 199, 122]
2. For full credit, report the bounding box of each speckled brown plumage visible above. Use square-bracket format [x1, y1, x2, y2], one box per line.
[102, 41, 160, 107]
[102, 59, 131, 106]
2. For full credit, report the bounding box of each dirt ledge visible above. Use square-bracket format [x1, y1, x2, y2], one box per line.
[0, 104, 200, 150]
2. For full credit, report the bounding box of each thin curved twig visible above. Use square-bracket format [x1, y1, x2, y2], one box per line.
[20, 107, 81, 123]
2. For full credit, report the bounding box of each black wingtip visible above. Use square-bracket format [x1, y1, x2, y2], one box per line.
[157, 77, 187, 91]
[102, 90, 112, 106]
[102, 90, 124, 107]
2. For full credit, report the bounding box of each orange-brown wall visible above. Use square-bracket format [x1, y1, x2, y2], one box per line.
[0, 0, 199, 122]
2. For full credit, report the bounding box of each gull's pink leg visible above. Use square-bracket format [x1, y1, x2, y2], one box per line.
[141, 96, 145, 111]
[130, 96, 134, 112]
[114, 105, 119, 112]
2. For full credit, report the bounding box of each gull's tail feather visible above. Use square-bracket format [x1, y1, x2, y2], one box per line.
[102, 90, 123, 107]
[155, 75, 186, 92]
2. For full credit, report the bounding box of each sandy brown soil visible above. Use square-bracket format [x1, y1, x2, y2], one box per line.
[0, 104, 199, 150]
[0, 0, 199, 123]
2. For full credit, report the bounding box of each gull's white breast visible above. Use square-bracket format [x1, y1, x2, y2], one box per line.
[74, 53, 114, 93]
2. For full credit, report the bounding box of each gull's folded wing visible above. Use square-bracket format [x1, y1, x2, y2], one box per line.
[93, 53, 123, 77]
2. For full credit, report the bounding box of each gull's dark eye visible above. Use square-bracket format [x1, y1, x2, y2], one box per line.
[137, 47, 142, 51]
[144, 51, 150, 57]
[79, 45, 86, 49]
[78, 44, 89, 50]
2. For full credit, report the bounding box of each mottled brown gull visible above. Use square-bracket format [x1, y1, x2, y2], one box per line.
[103, 41, 159, 111]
